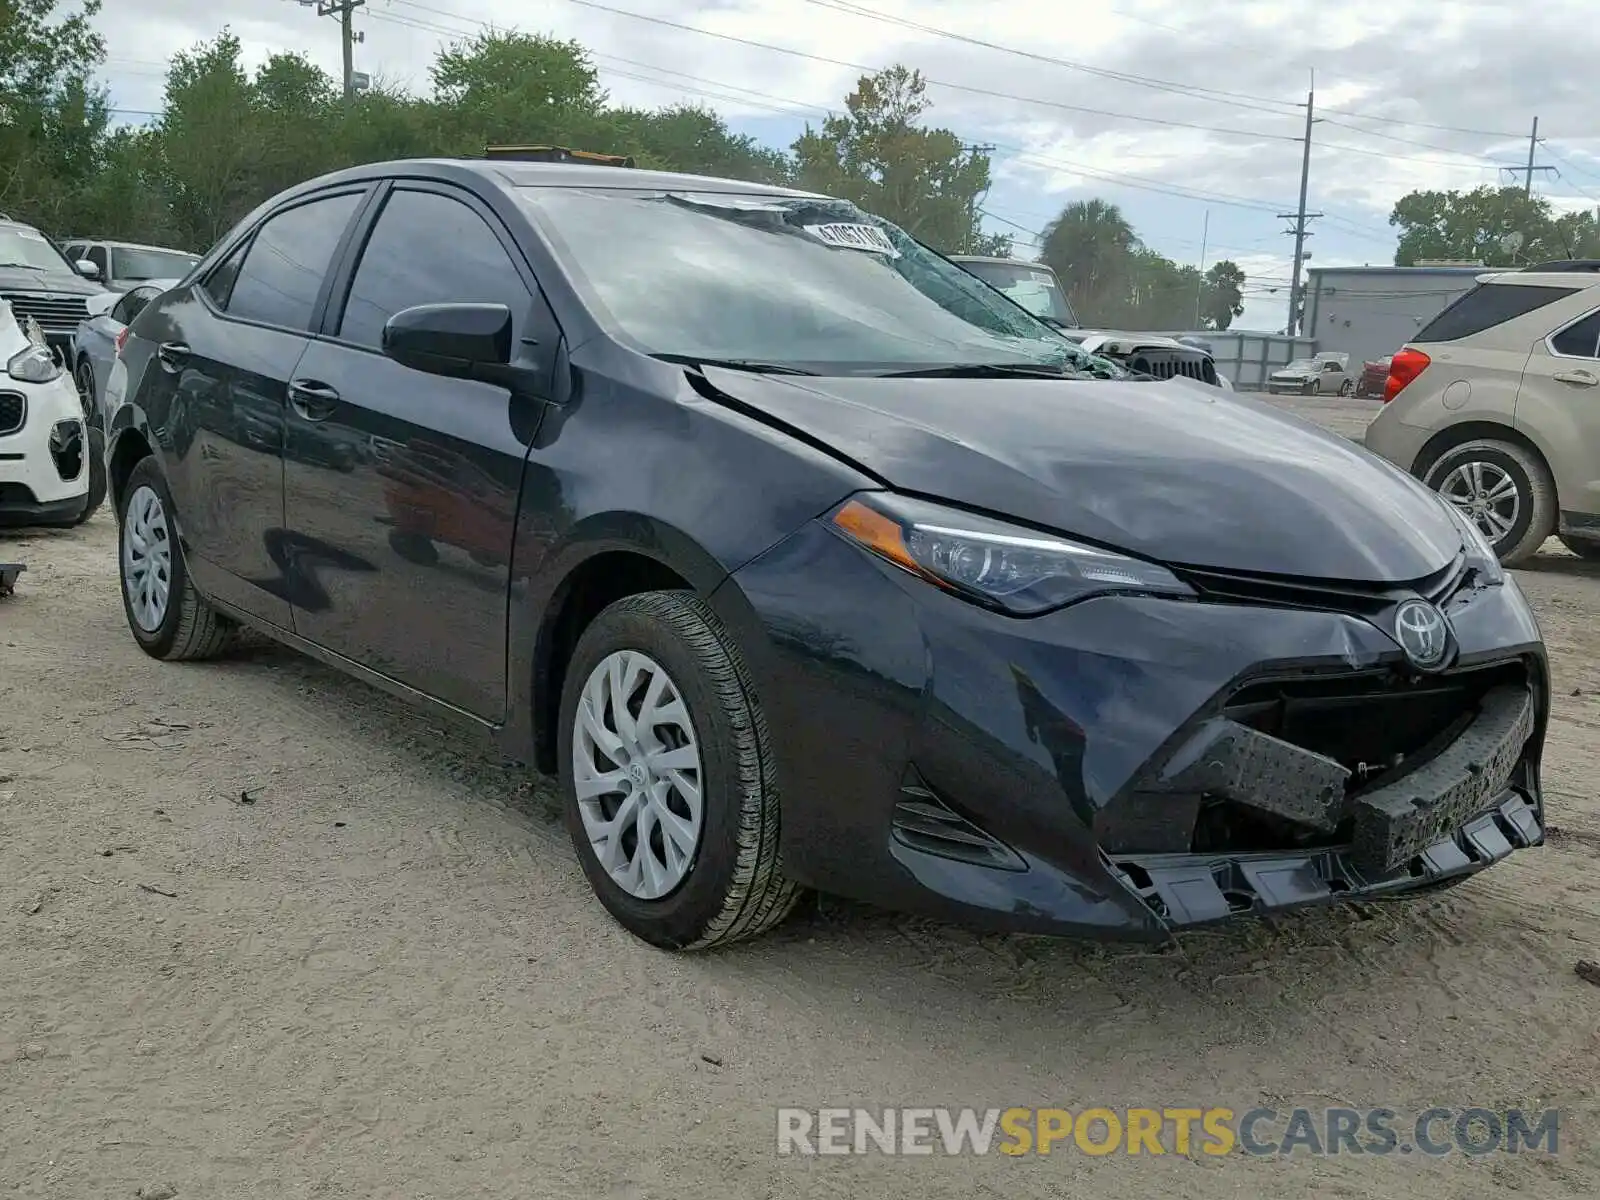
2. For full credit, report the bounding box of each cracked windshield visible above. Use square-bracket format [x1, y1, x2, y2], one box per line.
[4, 1, 1596, 1198]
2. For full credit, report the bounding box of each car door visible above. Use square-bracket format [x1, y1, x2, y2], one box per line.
[132, 187, 370, 627]
[281, 182, 560, 720]
[1516, 306, 1600, 522]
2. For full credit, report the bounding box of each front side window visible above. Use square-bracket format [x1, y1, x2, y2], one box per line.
[87, 245, 109, 274]
[112, 246, 200, 283]
[338, 188, 531, 349]
[0, 225, 76, 275]
[517, 187, 1112, 376]
[225, 192, 363, 330]
[1551, 310, 1600, 359]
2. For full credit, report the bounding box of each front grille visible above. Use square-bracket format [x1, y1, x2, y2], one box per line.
[1101, 657, 1534, 857]
[2, 291, 89, 333]
[1220, 660, 1527, 793]
[0, 391, 25, 436]
[1176, 552, 1468, 615]
[1122, 347, 1219, 386]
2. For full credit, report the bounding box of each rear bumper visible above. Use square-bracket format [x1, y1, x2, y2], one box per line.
[715, 521, 1548, 940]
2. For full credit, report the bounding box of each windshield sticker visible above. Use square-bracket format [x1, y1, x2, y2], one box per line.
[802, 223, 900, 257]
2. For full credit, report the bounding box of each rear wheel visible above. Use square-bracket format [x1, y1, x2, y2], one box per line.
[1422, 438, 1556, 567]
[117, 456, 235, 661]
[1559, 535, 1600, 561]
[558, 590, 800, 950]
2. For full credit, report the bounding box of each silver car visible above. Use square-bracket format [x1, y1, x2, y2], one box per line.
[71, 279, 176, 431]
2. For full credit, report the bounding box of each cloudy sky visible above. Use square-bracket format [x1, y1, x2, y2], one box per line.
[94, 0, 1600, 330]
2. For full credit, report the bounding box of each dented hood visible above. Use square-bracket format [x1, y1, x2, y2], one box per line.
[699, 366, 1462, 583]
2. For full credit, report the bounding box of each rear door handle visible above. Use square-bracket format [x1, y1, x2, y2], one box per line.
[288, 378, 340, 421]
[1552, 368, 1599, 387]
[157, 342, 190, 372]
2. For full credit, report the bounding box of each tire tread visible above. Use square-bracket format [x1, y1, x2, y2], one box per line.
[573, 590, 800, 949]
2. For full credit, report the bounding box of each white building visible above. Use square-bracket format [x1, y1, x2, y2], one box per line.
[1304, 265, 1486, 366]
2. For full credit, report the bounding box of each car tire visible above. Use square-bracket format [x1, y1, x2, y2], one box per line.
[1422, 439, 1555, 567]
[72, 426, 107, 525]
[117, 456, 235, 661]
[1339, 379, 1355, 397]
[1558, 535, 1600, 561]
[558, 589, 801, 950]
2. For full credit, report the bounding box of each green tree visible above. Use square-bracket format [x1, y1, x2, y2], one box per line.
[0, 0, 109, 225]
[792, 66, 1009, 254]
[1390, 185, 1600, 266]
[1200, 260, 1246, 330]
[430, 30, 606, 151]
[1038, 199, 1138, 324]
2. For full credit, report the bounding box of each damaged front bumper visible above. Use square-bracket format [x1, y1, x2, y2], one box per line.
[1109, 683, 1542, 928]
[720, 521, 1548, 941]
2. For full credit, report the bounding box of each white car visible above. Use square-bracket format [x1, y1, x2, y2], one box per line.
[0, 299, 94, 527]
[1266, 352, 1354, 396]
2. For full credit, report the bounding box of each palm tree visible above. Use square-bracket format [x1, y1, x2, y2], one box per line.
[1039, 199, 1139, 324]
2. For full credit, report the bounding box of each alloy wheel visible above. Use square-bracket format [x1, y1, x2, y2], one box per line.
[122, 484, 173, 632]
[1438, 460, 1521, 545]
[572, 649, 704, 900]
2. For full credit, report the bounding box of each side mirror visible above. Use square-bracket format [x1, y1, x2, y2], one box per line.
[83, 291, 119, 319]
[76, 259, 101, 280]
[382, 303, 514, 382]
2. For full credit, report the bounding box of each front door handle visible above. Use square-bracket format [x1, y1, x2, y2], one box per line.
[288, 378, 340, 421]
[157, 342, 190, 373]
[1552, 368, 1599, 387]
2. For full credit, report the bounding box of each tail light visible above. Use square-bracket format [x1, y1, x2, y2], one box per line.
[114, 326, 129, 357]
[1383, 347, 1430, 402]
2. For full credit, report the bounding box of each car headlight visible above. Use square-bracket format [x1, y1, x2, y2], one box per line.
[828, 493, 1195, 614]
[1438, 495, 1504, 584]
[6, 344, 62, 384]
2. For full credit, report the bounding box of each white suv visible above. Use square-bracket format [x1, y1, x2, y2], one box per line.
[1365, 261, 1600, 565]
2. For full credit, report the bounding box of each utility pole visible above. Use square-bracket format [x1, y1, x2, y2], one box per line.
[1524, 116, 1539, 197]
[1192, 208, 1210, 328]
[1282, 75, 1318, 338]
[295, 0, 367, 99]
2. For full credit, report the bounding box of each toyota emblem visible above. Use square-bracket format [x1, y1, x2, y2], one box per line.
[1393, 598, 1450, 670]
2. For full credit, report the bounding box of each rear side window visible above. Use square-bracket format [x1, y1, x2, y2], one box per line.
[224, 192, 363, 331]
[1551, 310, 1600, 359]
[1416, 283, 1579, 343]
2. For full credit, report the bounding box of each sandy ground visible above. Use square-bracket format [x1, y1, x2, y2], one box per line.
[3, 395, 1600, 1199]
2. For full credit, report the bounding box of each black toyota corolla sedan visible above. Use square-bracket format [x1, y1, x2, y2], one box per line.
[103, 155, 1548, 949]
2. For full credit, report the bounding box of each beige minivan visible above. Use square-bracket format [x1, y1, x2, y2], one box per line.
[1365, 262, 1600, 565]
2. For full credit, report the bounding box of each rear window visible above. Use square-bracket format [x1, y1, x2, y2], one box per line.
[1416, 283, 1579, 343]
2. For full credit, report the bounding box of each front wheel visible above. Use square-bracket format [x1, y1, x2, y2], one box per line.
[117, 456, 235, 661]
[1423, 439, 1556, 567]
[558, 590, 801, 950]
[1339, 378, 1355, 397]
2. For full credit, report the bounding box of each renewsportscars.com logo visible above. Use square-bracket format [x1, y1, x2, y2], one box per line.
[776, 1106, 1560, 1157]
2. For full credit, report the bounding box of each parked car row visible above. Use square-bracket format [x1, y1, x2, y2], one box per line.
[0, 211, 197, 527]
[87, 153, 1547, 952]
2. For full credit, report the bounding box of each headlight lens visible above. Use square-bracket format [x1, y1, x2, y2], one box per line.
[1438, 495, 1504, 584]
[6, 344, 62, 384]
[829, 493, 1194, 614]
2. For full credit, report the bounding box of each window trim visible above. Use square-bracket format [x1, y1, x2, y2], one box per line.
[314, 178, 560, 359]
[193, 184, 377, 336]
[1545, 304, 1600, 361]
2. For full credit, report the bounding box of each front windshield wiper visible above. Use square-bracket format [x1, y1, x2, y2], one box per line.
[874, 362, 1083, 380]
[653, 353, 817, 376]
[0, 262, 44, 270]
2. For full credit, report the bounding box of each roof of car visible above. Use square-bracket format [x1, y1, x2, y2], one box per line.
[305, 157, 827, 199]
[72, 238, 199, 255]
